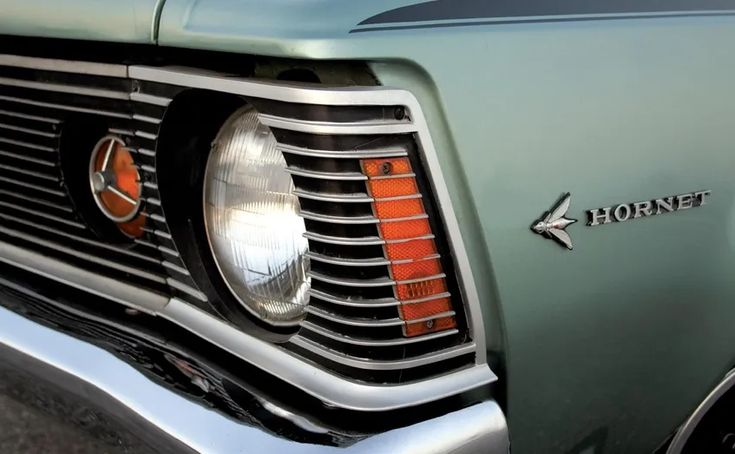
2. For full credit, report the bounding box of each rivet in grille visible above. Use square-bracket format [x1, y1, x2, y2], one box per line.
[394, 106, 405, 120]
[381, 162, 393, 175]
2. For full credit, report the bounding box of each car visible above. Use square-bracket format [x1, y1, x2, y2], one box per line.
[0, 1, 733, 453]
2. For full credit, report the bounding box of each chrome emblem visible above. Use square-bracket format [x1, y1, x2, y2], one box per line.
[587, 191, 711, 226]
[531, 193, 577, 250]
[88, 135, 142, 223]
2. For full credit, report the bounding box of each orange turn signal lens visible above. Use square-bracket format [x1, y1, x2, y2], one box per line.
[385, 239, 437, 261]
[379, 218, 431, 240]
[373, 198, 425, 219]
[404, 316, 456, 337]
[362, 157, 413, 177]
[361, 157, 458, 338]
[367, 178, 418, 198]
[396, 277, 447, 300]
[390, 258, 442, 281]
[399, 297, 452, 320]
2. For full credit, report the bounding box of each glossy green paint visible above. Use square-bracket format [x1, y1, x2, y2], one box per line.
[3, 2, 735, 452]
[0, 0, 163, 44]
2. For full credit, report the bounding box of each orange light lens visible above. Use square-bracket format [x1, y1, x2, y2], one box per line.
[404, 316, 456, 337]
[379, 218, 431, 240]
[95, 142, 141, 219]
[118, 213, 146, 238]
[400, 297, 452, 320]
[367, 178, 418, 198]
[362, 157, 413, 177]
[374, 198, 425, 219]
[390, 258, 442, 281]
[396, 278, 448, 300]
[361, 157, 458, 338]
[385, 239, 437, 261]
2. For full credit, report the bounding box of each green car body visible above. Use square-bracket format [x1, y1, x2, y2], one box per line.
[2, 1, 735, 452]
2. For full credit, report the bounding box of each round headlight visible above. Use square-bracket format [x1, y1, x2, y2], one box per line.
[203, 106, 310, 326]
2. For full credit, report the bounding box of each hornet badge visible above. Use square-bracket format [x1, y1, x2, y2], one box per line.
[531, 193, 577, 250]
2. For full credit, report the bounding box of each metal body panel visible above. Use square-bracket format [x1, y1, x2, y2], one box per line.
[0, 303, 509, 454]
[0, 0, 163, 44]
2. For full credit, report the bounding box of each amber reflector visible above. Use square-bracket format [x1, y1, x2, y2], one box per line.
[361, 158, 457, 337]
[90, 137, 145, 238]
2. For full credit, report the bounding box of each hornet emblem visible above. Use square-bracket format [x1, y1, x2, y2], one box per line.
[531, 193, 577, 250]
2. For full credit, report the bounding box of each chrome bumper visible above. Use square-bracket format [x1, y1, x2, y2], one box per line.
[0, 305, 509, 454]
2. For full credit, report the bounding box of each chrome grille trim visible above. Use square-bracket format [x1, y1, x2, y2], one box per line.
[308, 288, 399, 307]
[293, 188, 373, 203]
[305, 251, 390, 267]
[277, 143, 408, 159]
[0, 108, 62, 124]
[0, 56, 494, 411]
[301, 320, 458, 346]
[0, 175, 66, 196]
[0, 226, 167, 284]
[298, 210, 379, 224]
[0, 54, 128, 77]
[0, 241, 495, 410]
[0, 136, 55, 152]
[0, 121, 60, 137]
[0, 150, 56, 166]
[0, 192, 73, 212]
[285, 167, 367, 181]
[290, 335, 475, 370]
[0, 94, 132, 119]
[307, 305, 457, 328]
[307, 306, 405, 327]
[0, 76, 130, 100]
[259, 114, 414, 135]
[0, 201, 85, 228]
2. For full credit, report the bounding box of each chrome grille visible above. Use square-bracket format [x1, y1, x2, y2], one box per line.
[253, 108, 474, 382]
[0, 56, 495, 411]
[0, 58, 207, 309]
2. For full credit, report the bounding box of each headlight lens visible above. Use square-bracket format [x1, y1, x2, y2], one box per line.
[203, 106, 310, 326]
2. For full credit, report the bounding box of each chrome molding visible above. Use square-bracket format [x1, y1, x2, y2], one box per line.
[0, 55, 495, 411]
[301, 320, 459, 346]
[290, 335, 475, 370]
[0, 54, 128, 77]
[0, 303, 509, 453]
[277, 143, 408, 159]
[259, 113, 414, 135]
[667, 369, 735, 453]
[0, 241, 168, 313]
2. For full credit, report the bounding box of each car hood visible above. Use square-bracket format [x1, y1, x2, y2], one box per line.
[0, 0, 163, 44]
[157, 0, 420, 58]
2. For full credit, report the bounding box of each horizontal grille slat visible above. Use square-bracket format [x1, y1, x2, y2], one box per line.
[278, 143, 409, 159]
[0, 76, 130, 100]
[260, 113, 414, 135]
[0, 213, 163, 266]
[0, 226, 167, 284]
[301, 320, 457, 347]
[0, 150, 57, 166]
[0, 190, 73, 213]
[0, 94, 132, 119]
[0, 121, 59, 138]
[0, 175, 66, 196]
[0, 200, 85, 229]
[290, 335, 474, 370]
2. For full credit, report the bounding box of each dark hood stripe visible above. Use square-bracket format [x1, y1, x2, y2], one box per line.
[358, 0, 735, 26]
